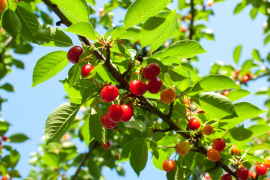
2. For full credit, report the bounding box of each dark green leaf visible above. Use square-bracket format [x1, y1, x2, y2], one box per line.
[89, 108, 106, 143]
[0, 83, 14, 92]
[68, 64, 81, 87]
[2, 9, 21, 38]
[9, 133, 29, 143]
[130, 139, 148, 176]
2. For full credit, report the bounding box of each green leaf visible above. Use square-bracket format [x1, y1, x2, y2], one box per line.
[171, 102, 186, 122]
[264, 34, 270, 45]
[82, 116, 93, 147]
[41, 11, 53, 25]
[250, 7, 258, 20]
[123, 118, 146, 131]
[229, 125, 253, 147]
[153, 149, 173, 170]
[68, 64, 81, 87]
[96, 65, 116, 83]
[45, 103, 80, 144]
[64, 22, 96, 41]
[233, 45, 242, 64]
[2, 9, 21, 38]
[164, 73, 173, 88]
[248, 143, 270, 153]
[51, 0, 89, 23]
[84, 63, 103, 79]
[104, 27, 114, 40]
[160, 57, 180, 66]
[13, 60, 24, 69]
[247, 124, 270, 137]
[0, 120, 9, 136]
[234, 3, 245, 14]
[221, 102, 266, 129]
[157, 134, 176, 147]
[9, 150, 20, 168]
[119, 26, 141, 40]
[150, 11, 177, 53]
[87, 159, 101, 179]
[34, 27, 73, 47]
[15, 6, 41, 44]
[89, 109, 106, 143]
[175, 167, 192, 180]
[111, 41, 132, 57]
[140, 11, 175, 48]
[9, 133, 29, 143]
[188, 75, 239, 96]
[14, 44, 33, 54]
[42, 152, 60, 168]
[130, 139, 148, 177]
[252, 49, 263, 62]
[111, 27, 127, 40]
[124, 0, 168, 29]
[150, 141, 159, 159]
[0, 83, 14, 92]
[159, 40, 206, 59]
[32, 51, 69, 87]
[168, 66, 190, 83]
[118, 138, 146, 163]
[225, 89, 250, 102]
[190, 92, 234, 119]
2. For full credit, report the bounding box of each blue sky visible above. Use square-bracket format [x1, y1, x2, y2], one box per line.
[1, 0, 269, 179]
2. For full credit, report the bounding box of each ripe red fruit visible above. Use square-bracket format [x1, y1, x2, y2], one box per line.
[81, 64, 94, 78]
[256, 164, 268, 176]
[160, 88, 175, 104]
[188, 118, 201, 130]
[265, 156, 270, 168]
[143, 63, 161, 80]
[108, 104, 123, 123]
[177, 141, 190, 155]
[2, 136, 7, 141]
[67, 46, 83, 64]
[207, 148, 221, 162]
[212, 138, 226, 152]
[221, 174, 232, 180]
[0, 0, 6, 13]
[147, 77, 163, 94]
[162, 159, 176, 172]
[249, 171, 256, 179]
[242, 75, 250, 83]
[121, 105, 133, 122]
[205, 174, 211, 180]
[231, 145, 242, 154]
[129, 80, 147, 96]
[202, 125, 214, 135]
[1, 176, 7, 180]
[101, 141, 111, 150]
[222, 90, 230, 96]
[101, 113, 117, 129]
[237, 166, 249, 180]
[101, 85, 119, 102]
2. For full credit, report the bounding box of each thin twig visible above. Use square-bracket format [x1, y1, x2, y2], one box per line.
[0, 36, 13, 62]
[152, 128, 172, 133]
[189, 0, 195, 40]
[71, 141, 98, 180]
[167, 102, 174, 118]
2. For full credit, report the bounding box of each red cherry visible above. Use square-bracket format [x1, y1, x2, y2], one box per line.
[187, 118, 201, 130]
[1, 176, 7, 180]
[256, 164, 268, 176]
[221, 174, 232, 180]
[0, 0, 6, 13]
[143, 63, 161, 80]
[101, 141, 111, 149]
[81, 64, 94, 78]
[108, 104, 123, 123]
[246, 72, 252, 78]
[147, 77, 163, 94]
[197, 110, 205, 113]
[207, 148, 221, 162]
[101, 85, 119, 102]
[212, 138, 226, 152]
[67, 46, 83, 64]
[101, 113, 117, 129]
[205, 174, 211, 180]
[162, 159, 176, 172]
[2, 136, 7, 142]
[237, 166, 249, 180]
[121, 105, 133, 122]
[222, 90, 230, 96]
[129, 80, 147, 96]
[242, 75, 249, 83]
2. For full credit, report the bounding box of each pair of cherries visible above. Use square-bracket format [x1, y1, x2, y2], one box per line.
[129, 63, 162, 96]
[100, 85, 133, 129]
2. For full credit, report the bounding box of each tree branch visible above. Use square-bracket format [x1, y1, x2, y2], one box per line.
[152, 128, 172, 133]
[41, 1, 237, 178]
[71, 140, 98, 180]
[0, 36, 13, 62]
[189, 0, 195, 40]
[167, 102, 174, 118]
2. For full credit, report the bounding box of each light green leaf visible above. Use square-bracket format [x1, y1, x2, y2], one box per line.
[111, 27, 127, 40]
[164, 73, 173, 88]
[42, 152, 60, 168]
[190, 92, 234, 119]
[32, 51, 69, 87]
[171, 102, 186, 122]
[123, 119, 146, 131]
[221, 102, 266, 129]
[104, 27, 114, 40]
[229, 125, 253, 147]
[9, 150, 20, 169]
[150, 141, 159, 160]
[188, 75, 240, 96]
[130, 139, 148, 177]
[124, 0, 168, 29]
[150, 11, 177, 53]
[153, 149, 173, 170]
[250, 7, 258, 20]
[175, 167, 192, 180]
[160, 57, 180, 66]
[89, 108, 106, 143]
[248, 143, 270, 153]
[2, 9, 21, 38]
[0, 120, 9, 136]
[234, 3, 245, 14]
[82, 116, 93, 147]
[119, 26, 141, 40]
[45, 103, 80, 144]
[264, 35, 270, 45]
[225, 89, 250, 102]
[159, 40, 206, 59]
[233, 45, 242, 64]
[15, 6, 41, 43]
[85, 63, 103, 79]
[157, 134, 176, 147]
[51, 0, 89, 23]
[64, 22, 96, 41]
[68, 64, 81, 87]
[34, 27, 73, 47]
[96, 65, 116, 83]
[9, 133, 29, 143]
[252, 49, 263, 62]
[247, 124, 270, 137]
